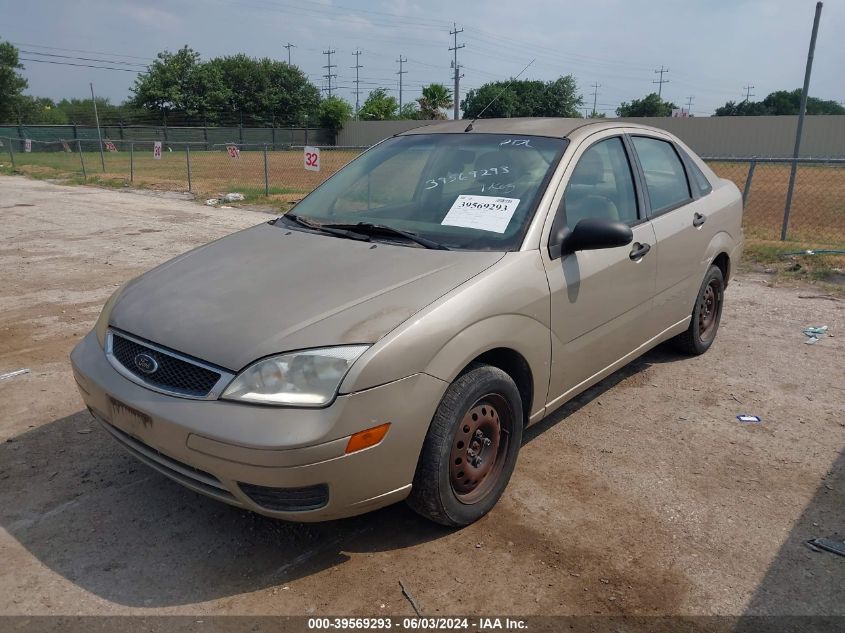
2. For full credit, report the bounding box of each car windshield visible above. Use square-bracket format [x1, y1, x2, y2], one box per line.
[286, 133, 568, 251]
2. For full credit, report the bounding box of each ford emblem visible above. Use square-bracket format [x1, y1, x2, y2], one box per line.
[134, 353, 159, 374]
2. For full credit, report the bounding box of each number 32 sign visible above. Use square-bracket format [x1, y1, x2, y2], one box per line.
[304, 146, 320, 172]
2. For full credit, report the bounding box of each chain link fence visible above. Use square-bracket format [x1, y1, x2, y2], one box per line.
[2, 136, 843, 247]
[705, 157, 845, 246]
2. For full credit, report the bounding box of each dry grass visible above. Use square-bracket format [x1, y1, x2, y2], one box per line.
[708, 161, 845, 245]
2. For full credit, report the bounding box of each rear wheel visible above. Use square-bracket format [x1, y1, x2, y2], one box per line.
[673, 265, 725, 355]
[407, 364, 523, 527]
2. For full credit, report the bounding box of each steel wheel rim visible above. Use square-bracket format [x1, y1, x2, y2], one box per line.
[698, 279, 721, 343]
[449, 394, 512, 504]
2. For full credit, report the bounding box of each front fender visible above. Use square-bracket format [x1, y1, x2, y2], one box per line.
[423, 314, 551, 421]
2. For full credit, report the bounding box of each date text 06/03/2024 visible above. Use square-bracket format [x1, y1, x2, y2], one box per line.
[306, 617, 528, 630]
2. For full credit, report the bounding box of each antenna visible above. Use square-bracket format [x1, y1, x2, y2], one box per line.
[464, 58, 535, 132]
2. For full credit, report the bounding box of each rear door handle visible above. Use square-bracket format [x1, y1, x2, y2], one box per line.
[693, 212, 706, 227]
[629, 242, 651, 260]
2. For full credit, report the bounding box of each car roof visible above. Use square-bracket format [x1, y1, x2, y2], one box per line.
[397, 117, 667, 141]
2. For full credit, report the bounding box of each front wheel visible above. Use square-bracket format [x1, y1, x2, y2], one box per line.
[673, 264, 725, 355]
[407, 364, 523, 527]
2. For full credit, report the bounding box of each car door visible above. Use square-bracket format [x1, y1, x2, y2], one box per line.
[541, 132, 658, 410]
[628, 134, 715, 330]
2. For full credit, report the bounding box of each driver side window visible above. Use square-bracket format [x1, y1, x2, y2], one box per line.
[557, 137, 639, 231]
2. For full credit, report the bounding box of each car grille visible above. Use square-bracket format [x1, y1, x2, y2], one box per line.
[110, 331, 222, 398]
[238, 482, 330, 512]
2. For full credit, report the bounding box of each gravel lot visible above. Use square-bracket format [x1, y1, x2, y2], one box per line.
[0, 175, 842, 618]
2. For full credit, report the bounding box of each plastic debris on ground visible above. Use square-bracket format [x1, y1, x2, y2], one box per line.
[223, 192, 245, 202]
[205, 198, 219, 206]
[736, 414, 761, 424]
[806, 538, 845, 558]
[0, 368, 30, 381]
[803, 325, 829, 345]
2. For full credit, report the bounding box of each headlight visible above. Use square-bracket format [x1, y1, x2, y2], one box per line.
[221, 345, 369, 406]
[94, 283, 128, 348]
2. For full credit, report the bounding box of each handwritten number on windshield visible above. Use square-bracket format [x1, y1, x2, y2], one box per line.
[425, 166, 510, 189]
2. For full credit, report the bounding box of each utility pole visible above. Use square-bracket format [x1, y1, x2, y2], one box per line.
[782, 1, 823, 241]
[742, 84, 755, 103]
[283, 42, 295, 65]
[686, 95, 694, 114]
[351, 50, 363, 118]
[653, 65, 669, 98]
[590, 82, 601, 117]
[322, 49, 336, 97]
[89, 82, 105, 172]
[449, 23, 465, 120]
[396, 55, 408, 111]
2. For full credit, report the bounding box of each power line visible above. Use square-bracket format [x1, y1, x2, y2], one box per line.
[11, 41, 153, 61]
[322, 49, 337, 97]
[19, 50, 149, 68]
[352, 50, 363, 117]
[653, 65, 669, 98]
[283, 42, 295, 65]
[449, 23, 465, 120]
[396, 55, 408, 110]
[18, 57, 141, 73]
[686, 95, 695, 113]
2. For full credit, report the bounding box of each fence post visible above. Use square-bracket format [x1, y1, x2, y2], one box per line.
[203, 126, 209, 151]
[77, 140, 87, 180]
[186, 145, 192, 193]
[263, 144, 269, 196]
[129, 141, 134, 183]
[7, 139, 16, 170]
[742, 158, 756, 207]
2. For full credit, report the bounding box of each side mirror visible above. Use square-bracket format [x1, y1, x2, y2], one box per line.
[549, 218, 633, 259]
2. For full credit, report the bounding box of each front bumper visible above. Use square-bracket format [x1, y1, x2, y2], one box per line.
[70, 331, 448, 521]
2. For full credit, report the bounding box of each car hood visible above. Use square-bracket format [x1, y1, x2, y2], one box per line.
[110, 223, 504, 371]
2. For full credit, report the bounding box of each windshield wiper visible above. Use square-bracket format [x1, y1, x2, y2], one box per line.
[321, 222, 450, 250]
[281, 213, 371, 242]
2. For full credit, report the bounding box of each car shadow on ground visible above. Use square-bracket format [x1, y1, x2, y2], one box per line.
[524, 343, 687, 445]
[0, 344, 684, 609]
[0, 409, 452, 607]
[738, 449, 844, 622]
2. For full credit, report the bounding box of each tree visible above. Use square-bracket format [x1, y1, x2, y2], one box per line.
[461, 76, 582, 119]
[130, 46, 210, 123]
[588, 111, 607, 118]
[399, 102, 420, 119]
[417, 83, 452, 119]
[131, 48, 320, 126]
[616, 93, 677, 117]
[16, 96, 68, 124]
[359, 88, 399, 120]
[0, 40, 28, 123]
[318, 96, 353, 133]
[714, 89, 845, 116]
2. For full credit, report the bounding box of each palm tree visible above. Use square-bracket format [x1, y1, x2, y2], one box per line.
[417, 83, 453, 120]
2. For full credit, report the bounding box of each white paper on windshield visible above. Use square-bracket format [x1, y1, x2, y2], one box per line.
[440, 195, 520, 234]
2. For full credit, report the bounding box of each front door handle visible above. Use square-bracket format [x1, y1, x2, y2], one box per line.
[629, 242, 651, 260]
[693, 212, 706, 227]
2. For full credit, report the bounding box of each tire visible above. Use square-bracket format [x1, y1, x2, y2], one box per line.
[673, 264, 725, 356]
[407, 363, 523, 527]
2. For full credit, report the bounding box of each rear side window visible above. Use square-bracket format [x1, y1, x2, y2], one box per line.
[631, 136, 692, 214]
[683, 153, 713, 196]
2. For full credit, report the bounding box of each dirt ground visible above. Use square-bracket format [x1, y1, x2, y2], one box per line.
[0, 175, 843, 618]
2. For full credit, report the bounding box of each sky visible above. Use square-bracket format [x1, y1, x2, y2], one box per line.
[1, 0, 843, 118]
